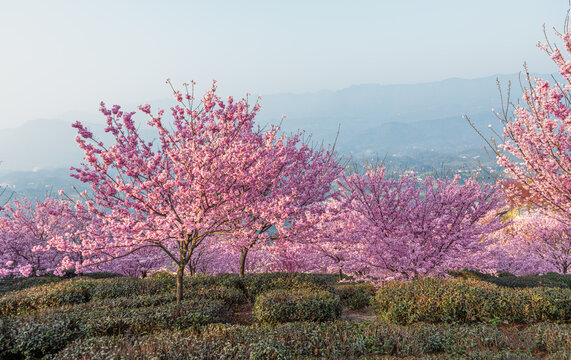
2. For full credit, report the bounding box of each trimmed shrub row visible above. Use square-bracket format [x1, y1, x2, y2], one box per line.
[53, 322, 571, 360]
[0, 272, 122, 295]
[0, 272, 340, 316]
[375, 277, 571, 325]
[450, 270, 571, 289]
[1, 298, 228, 359]
[253, 288, 342, 324]
[334, 282, 376, 310]
[242, 272, 337, 301]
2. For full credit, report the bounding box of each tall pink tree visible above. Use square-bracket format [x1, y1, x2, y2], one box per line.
[469, 17, 571, 223]
[334, 167, 505, 283]
[220, 131, 342, 276]
[65, 81, 340, 302]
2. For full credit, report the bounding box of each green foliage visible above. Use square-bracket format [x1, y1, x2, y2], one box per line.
[375, 277, 571, 325]
[521, 323, 571, 353]
[450, 270, 571, 289]
[6, 311, 80, 359]
[1, 296, 230, 358]
[333, 283, 376, 310]
[54, 322, 571, 359]
[0, 274, 64, 295]
[242, 272, 336, 301]
[253, 288, 341, 324]
[0, 280, 92, 316]
[0, 272, 122, 295]
[87, 277, 175, 300]
[1, 272, 570, 359]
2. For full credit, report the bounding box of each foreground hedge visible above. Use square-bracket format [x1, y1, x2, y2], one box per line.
[451, 270, 571, 289]
[334, 282, 376, 310]
[375, 277, 571, 325]
[53, 322, 571, 360]
[253, 289, 341, 324]
[1, 297, 229, 359]
[242, 272, 337, 301]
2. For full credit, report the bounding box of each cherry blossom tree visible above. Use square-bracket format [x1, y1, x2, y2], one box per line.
[0, 197, 86, 277]
[490, 211, 571, 274]
[289, 197, 363, 280]
[65, 81, 341, 303]
[221, 134, 342, 276]
[468, 18, 571, 223]
[333, 166, 506, 283]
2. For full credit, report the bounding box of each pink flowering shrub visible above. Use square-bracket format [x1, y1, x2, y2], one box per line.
[307, 167, 506, 283]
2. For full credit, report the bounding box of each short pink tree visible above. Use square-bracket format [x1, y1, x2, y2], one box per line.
[0, 197, 86, 277]
[65, 81, 340, 302]
[490, 211, 571, 274]
[289, 197, 364, 280]
[335, 167, 506, 283]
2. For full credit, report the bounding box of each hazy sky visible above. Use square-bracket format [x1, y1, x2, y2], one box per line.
[1, 0, 569, 128]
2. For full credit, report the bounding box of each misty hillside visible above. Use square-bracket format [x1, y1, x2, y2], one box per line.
[0, 73, 537, 198]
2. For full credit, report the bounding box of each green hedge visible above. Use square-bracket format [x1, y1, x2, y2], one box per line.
[0, 276, 244, 316]
[375, 277, 571, 325]
[1, 297, 228, 359]
[242, 272, 336, 301]
[54, 322, 571, 360]
[450, 270, 571, 289]
[253, 288, 341, 324]
[0, 280, 92, 316]
[333, 283, 376, 310]
[0, 272, 336, 314]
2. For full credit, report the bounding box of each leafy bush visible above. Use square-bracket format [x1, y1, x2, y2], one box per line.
[87, 277, 174, 300]
[253, 288, 341, 324]
[77, 299, 226, 336]
[6, 311, 80, 359]
[0, 275, 64, 295]
[0, 280, 92, 316]
[375, 277, 571, 324]
[186, 273, 244, 290]
[1, 297, 228, 358]
[55, 322, 571, 359]
[242, 272, 335, 301]
[521, 323, 571, 353]
[333, 283, 376, 310]
[450, 270, 571, 289]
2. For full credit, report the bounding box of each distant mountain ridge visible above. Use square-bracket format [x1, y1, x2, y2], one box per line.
[0, 73, 553, 198]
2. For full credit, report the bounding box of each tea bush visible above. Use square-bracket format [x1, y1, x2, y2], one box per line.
[375, 277, 571, 324]
[253, 288, 341, 324]
[54, 322, 571, 359]
[242, 272, 336, 301]
[333, 282, 376, 310]
[450, 270, 571, 289]
[0, 280, 92, 316]
[1, 297, 228, 358]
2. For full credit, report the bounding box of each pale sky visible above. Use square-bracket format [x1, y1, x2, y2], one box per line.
[0, 0, 569, 128]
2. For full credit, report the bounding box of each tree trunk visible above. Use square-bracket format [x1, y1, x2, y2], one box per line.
[239, 247, 249, 277]
[338, 268, 343, 281]
[188, 262, 195, 277]
[176, 264, 184, 304]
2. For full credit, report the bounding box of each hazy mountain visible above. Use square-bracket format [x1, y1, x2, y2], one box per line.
[0, 73, 542, 198]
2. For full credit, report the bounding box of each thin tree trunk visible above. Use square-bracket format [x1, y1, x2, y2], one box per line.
[239, 247, 249, 277]
[188, 262, 195, 277]
[338, 268, 343, 281]
[176, 264, 184, 304]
